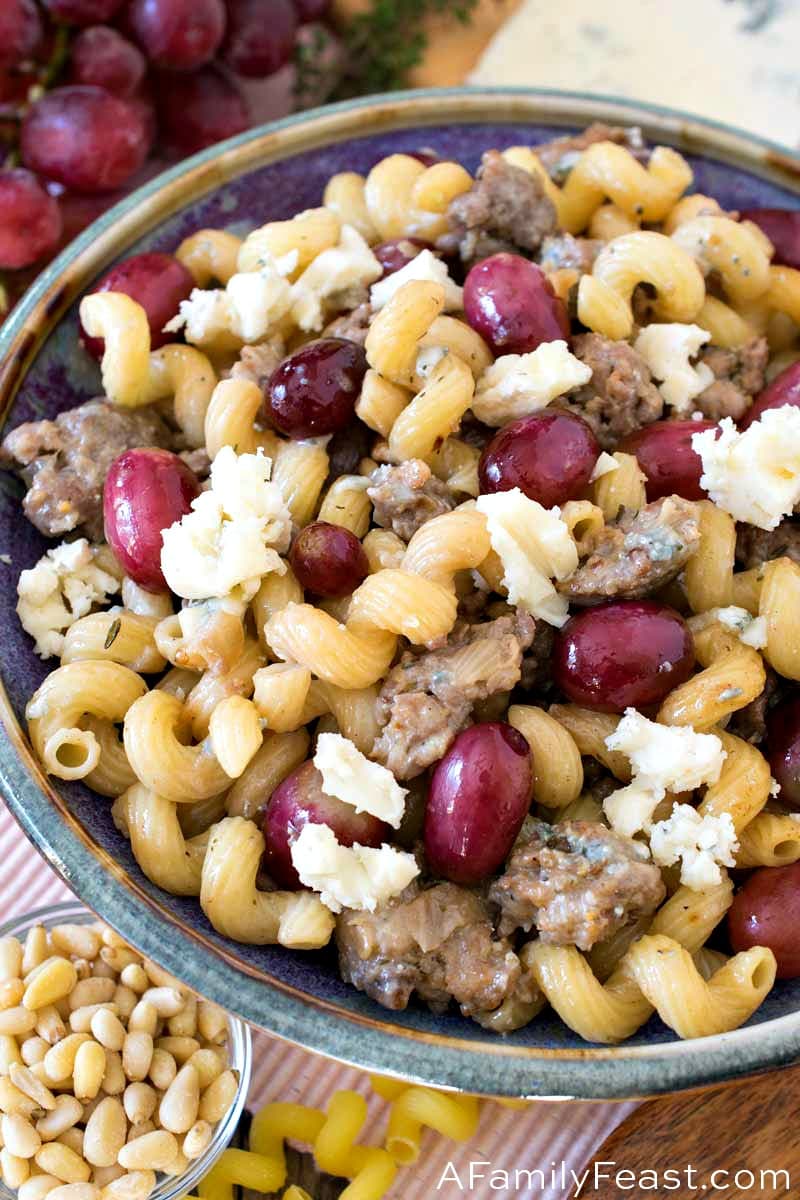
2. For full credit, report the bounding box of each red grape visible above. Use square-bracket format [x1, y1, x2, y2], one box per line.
[80, 252, 195, 359]
[221, 0, 297, 77]
[0, 0, 43, 69]
[68, 26, 146, 96]
[264, 761, 390, 888]
[43, 0, 125, 24]
[21, 86, 150, 193]
[622, 419, 717, 501]
[553, 600, 694, 713]
[463, 252, 570, 355]
[766, 698, 800, 812]
[104, 449, 201, 590]
[127, 0, 226, 69]
[479, 410, 599, 508]
[741, 208, 800, 271]
[425, 723, 532, 885]
[373, 237, 432, 278]
[739, 360, 800, 430]
[0, 169, 62, 270]
[290, 522, 369, 597]
[729, 864, 800, 978]
[266, 338, 368, 437]
[155, 65, 249, 154]
[295, 0, 330, 17]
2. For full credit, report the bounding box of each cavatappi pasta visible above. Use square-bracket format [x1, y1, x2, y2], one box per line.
[10, 120, 800, 1050]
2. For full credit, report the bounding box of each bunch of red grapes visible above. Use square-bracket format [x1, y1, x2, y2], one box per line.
[0, 0, 341, 317]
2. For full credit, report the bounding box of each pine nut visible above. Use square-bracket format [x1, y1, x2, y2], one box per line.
[90, 963, 116, 982]
[165, 998, 195, 1039]
[182, 1120, 212, 1160]
[117, 969, 147, 996]
[0, 939, 23, 984]
[0, 1007, 37, 1037]
[18, 1173, 62, 1200]
[56, 1128, 84, 1156]
[141, 963, 175, 990]
[24, 960, 79, 1012]
[22, 929, 49, 977]
[2, 1113, 41, 1158]
[2, 1146, 31, 1187]
[98, 931, 124, 952]
[162, 1150, 188, 1177]
[90, 1013, 125, 1054]
[99, 948, 138, 975]
[122, 1086, 155, 1128]
[47, 1183, 100, 1200]
[157, 1065, 198, 1135]
[36, 1008, 67, 1046]
[110, 991, 136, 1024]
[0, 1034, 23, 1074]
[121, 1035, 152, 1084]
[10, 1063, 57, 1110]
[0, 981, 25, 1011]
[21, 1038, 49, 1067]
[70, 1007, 118, 1036]
[117, 1130, 178, 1172]
[90, 1165, 123, 1188]
[73, 1043, 105, 1101]
[126, 1004, 157, 1038]
[153, 1038, 198, 1065]
[124, 1124, 153, 1145]
[198, 1070, 237, 1123]
[196, 1003, 226, 1045]
[100, 1052, 125, 1098]
[72, 962, 91, 984]
[145, 1051, 174, 1093]
[35, 1142, 90, 1184]
[68, 982, 115, 1014]
[43, 1035, 90, 1083]
[0, 1077, 40, 1117]
[100, 1169, 156, 1200]
[141, 991, 183, 1020]
[36, 1097, 83, 1142]
[184, 1049, 224, 1090]
[50, 930, 101, 964]
[83, 1098, 126, 1168]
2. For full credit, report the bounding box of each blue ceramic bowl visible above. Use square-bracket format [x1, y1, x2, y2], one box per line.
[1, 88, 800, 1100]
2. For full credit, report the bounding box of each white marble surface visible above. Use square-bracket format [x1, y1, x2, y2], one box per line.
[472, 0, 800, 149]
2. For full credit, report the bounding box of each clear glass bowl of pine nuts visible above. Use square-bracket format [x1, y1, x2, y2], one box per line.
[0, 902, 251, 1200]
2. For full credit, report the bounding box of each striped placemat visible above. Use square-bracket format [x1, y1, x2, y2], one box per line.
[0, 800, 633, 1197]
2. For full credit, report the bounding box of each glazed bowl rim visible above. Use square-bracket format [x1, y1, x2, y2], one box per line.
[1, 86, 800, 1100]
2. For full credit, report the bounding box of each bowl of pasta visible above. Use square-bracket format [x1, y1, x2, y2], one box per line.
[2, 86, 800, 1100]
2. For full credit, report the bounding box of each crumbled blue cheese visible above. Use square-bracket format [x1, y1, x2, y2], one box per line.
[476, 488, 578, 627]
[165, 259, 293, 345]
[290, 823, 419, 913]
[313, 732, 407, 828]
[604, 709, 727, 837]
[160, 446, 290, 602]
[292, 225, 381, 331]
[369, 249, 462, 312]
[17, 540, 120, 659]
[692, 409, 800, 530]
[472, 340, 592, 425]
[715, 605, 768, 649]
[649, 804, 739, 889]
[633, 323, 714, 414]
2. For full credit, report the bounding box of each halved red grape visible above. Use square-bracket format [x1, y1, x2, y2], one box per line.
[104, 448, 201, 591]
[290, 522, 369, 598]
[479, 410, 599, 508]
[21, 86, 150, 193]
[127, 0, 225, 69]
[42, 0, 124, 26]
[0, 169, 62, 270]
[622, 419, 717, 501]
[729, 864, 800, 978]
[742, 208, 800, 271]
[739, 360, 800, 430]
[221, 0, 297, 77]
[373, 237, 432, 278]
[425, 723, 532, 885]
[264, 761, 390, 888]
[553, 600, 694, 713]
[266, 338, 368, 438]
[155, 65, 249, 155]
[767, 698, 800, 812]
[0, 0, 42, 69]
[463, 252, 570, 355]
[80, 252, 195, 360]
[69, 26, 146, 96]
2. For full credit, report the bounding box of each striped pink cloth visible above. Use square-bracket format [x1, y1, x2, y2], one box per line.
[0, 799, 633, 1197]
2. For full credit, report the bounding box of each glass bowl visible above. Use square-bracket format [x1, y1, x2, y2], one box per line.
[0, 900, 252, 1200]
